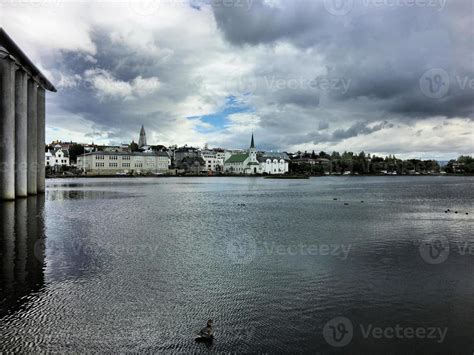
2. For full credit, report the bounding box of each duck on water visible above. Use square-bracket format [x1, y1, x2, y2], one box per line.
[195, 319, 214, 342]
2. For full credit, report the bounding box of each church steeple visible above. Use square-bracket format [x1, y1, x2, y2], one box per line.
[249, 133, 257, 163]
[138, 125, 147, 148]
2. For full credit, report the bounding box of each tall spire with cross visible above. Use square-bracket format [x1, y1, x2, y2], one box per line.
[250, 133, 255, 149]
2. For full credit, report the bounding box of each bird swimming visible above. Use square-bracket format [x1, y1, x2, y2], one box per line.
[195, 319, 214, 342]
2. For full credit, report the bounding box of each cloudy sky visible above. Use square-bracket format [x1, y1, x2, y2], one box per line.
[1, 0, 472, 159]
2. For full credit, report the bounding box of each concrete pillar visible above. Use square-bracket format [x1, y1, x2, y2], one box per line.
[14, 198, 27, 282]
[0, 201, 15, 299]
[37, 87, 45, 193]
[0, 55, 16, 200]
[27, 79, 37, 195]
[15, 70, 28, 197]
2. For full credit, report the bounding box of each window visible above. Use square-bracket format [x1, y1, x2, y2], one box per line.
[96, 155, 104, 160]
[109, 162, 118, 167]
[95, 162, 105, 167]
[123, 156, 130, 160]
[135, 163, 143, 168]
[109, 155, 118, 160]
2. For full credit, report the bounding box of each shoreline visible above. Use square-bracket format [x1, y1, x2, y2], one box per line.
[46, 174, 474, 179]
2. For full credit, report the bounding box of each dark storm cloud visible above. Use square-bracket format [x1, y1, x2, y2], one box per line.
[332, 121, 393, 140]
[212, 0, 474, 120]
[211, 0, 319, 45]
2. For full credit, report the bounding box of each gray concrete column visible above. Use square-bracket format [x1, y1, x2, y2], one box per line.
[0, 55, 16, 200]
[0, 201, 15, 294]
[27, 79, 37, 195]
[37, 87, 45, 193]
[15, 70, 28, 197]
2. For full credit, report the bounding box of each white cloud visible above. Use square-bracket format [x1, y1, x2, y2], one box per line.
[84, 68, 160, 101]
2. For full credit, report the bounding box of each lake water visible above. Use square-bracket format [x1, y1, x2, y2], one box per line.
[0, 176, 473, 353]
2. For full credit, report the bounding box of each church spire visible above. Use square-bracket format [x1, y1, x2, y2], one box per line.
[138, 125, 147, 148]
[250, 133, 255, 149]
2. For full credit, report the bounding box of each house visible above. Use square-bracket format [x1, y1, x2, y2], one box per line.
[258, 152, 290, 174]
[45, 148, 70, 169]
[173, 146, 201, 168]
[201, 148, 225, 173]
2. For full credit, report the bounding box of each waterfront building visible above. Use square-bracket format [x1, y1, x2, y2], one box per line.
[173, 146, 200, 167]
[258, 152, 290, 174]
[201, 148, 225, 173]
[224, 134, 290, 175]
[45, 148, 70, 169]
[77, 151, 170, 175]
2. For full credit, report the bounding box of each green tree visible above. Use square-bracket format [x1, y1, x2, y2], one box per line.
[129, 141, 139, 152]
[68, 144, 85, 163]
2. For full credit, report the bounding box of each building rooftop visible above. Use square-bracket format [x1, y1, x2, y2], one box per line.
[257, 152, 290, 162]
[80, 151, 169, 157]
[0, 28, 56, 92]
[225, 153, 249, 163]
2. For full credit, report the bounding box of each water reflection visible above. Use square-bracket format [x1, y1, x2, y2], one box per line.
[47, 190, 140, 201]
[0, 196, 45, 318]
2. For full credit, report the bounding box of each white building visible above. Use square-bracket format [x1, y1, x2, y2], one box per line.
[45, 148, 70, 168]
[77, 151, 170, 175]
[201, 149, 225, 173]
[258, 152, 290, 174]
[224, 134, 290, 175]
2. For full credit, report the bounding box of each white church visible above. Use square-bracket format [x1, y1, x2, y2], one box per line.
[224, 134, 289, 175]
